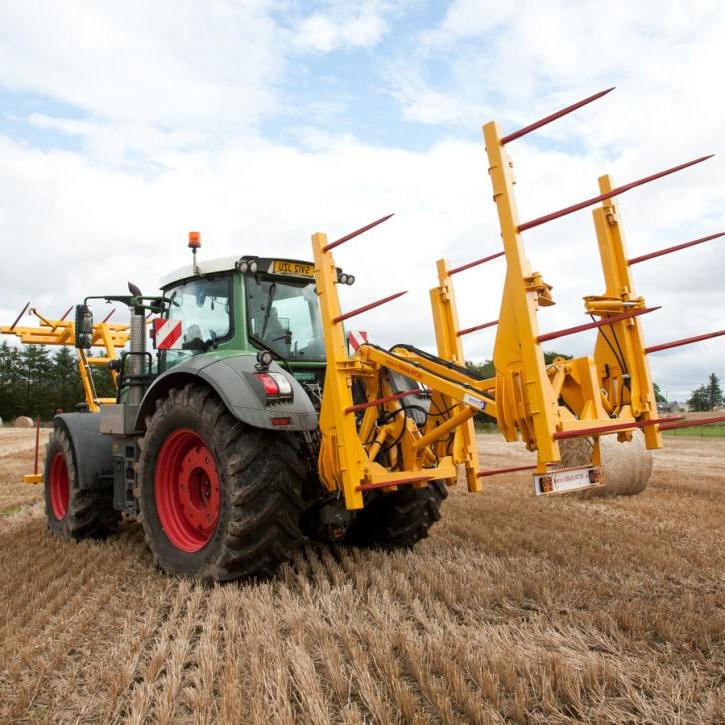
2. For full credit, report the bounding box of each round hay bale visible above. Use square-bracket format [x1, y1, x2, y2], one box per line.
[14, 416, 34, 429]
[558, 429, 652, 496]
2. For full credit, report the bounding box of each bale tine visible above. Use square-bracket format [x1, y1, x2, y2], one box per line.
[9, 301, 30, 330]
[102, 309, 116, 323]
[323, 213, 394, 252]
[477, 464, 537, 477]
[333, 290, 407, 324]
[659, 414, 725, 431]
[629, 231, 725, 265]
[448, 251, 505, 276]
[58, 306, 73, 322]
[457, 319, 499, 337]
[519, 155, 714, 232]
[646, 329, 725, 355]
[537, 306, 659, 344]
[553, 415, 684, 440]
[500, 87, 615, 145]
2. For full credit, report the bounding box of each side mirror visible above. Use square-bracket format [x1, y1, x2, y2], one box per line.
[74, 304, 93, 349]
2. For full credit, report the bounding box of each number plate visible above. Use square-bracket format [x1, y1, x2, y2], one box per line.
[533, 466, 603, 496]
[272, 260, 314, 278]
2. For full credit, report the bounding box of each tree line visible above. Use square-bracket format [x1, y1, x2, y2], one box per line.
[0, 341, 115, 422]
[688, 373, 723, 412]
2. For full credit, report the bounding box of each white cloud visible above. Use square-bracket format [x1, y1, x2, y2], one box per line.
[293, 8, 388, 53]
[0, 0, 283, 127]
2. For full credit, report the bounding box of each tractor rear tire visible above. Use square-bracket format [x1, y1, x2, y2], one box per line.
[44, 426, 119, 539]
[344, 481, 448, 550]
[137, 384, 306, 582]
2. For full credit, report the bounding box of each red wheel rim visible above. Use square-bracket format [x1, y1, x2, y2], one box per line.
[155, 429, 221, 553]
[49, 452, 69, 520]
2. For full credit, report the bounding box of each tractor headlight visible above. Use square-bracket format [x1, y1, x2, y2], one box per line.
[249, 261, 258, 273]
[338, 273, 348, 285]
[238, 260, 249, 273]
[346, 275, 355, 285]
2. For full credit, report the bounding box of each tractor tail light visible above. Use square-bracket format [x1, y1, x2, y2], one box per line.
[255, 372, 293, 401]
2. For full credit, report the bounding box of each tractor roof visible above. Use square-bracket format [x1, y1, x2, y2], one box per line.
[160, 256, 318, 289]
[161, 256, 239, 288]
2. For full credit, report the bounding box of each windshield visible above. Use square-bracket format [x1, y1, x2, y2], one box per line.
[246, 276, 325, 361]
[162, 275, 233, 367]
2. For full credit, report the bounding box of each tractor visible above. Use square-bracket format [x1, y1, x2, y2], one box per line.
[4, 88, 724, 582]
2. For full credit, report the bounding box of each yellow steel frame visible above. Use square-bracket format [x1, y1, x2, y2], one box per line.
[429, 260, 482, 491]
[313, 234, 495, 510]
[313, 117, 662, 508]
[482, 121, 661, 471]
[1, 309, 129, 413]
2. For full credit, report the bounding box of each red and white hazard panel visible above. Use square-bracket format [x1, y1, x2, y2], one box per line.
[347, 330, 368, 351]
[153, 319, 182, 350]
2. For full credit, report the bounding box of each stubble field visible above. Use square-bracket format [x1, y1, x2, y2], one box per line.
[0, 430, 723, 723]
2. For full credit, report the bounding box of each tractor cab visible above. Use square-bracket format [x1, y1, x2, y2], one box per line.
[158, 253, 354, 375]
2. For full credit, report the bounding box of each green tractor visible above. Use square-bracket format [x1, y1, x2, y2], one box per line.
[46, 241, 445, 582]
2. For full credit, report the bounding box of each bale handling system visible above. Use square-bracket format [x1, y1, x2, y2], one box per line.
[3, 88, 724, 581]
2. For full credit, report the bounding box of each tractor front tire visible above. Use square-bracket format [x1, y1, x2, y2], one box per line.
[344, 481, 448, 550]
[137, 384, 306, 582]
[44, 426, 119, 539]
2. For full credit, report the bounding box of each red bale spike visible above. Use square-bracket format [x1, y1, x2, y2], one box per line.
[102, 309, 116, 324]
[333, 290, 407, 324]
[646, 329, 725, 355]
[519, 155, 714, 232]
[323, 213, 394, 252]
[33, 416, 40, 476]
[477, 462, 556, 477]
[537, 306, 659, 344]
[448, 251, 505, 276]
[9, 301, 30, 330]
[659, 414, 725, 431]
[345, 388, 419, 415]
[58, 306, 73, 322]
[457, 319, 499, 337]
[553, 415, 684, 440]
[500, 87, 615, 145]
[629, 231, 725, 265]
[477, 464, 537, 477]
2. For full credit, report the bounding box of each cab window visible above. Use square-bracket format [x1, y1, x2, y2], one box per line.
[161, 275, 233, 369]
[246, 276, 325, 361]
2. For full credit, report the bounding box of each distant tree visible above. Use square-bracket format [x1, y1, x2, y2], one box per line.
[653, 383, 667, 404]
[0, 341, 22, 419]
[689, 385, 709, 412]
[18, 345, 52, 418]
[705, 373, 723, 410]
[688, 374, 723, 412]
[52, 346, 83, 413]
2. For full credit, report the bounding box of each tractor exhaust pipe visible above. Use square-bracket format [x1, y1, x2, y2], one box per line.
[127, 282, 146, 406]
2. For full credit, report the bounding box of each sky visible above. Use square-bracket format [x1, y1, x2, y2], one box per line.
[1, 0, 724, 401]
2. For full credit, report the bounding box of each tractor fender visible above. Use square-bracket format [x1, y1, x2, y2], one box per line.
[135, 353, 318, 432]
[54, 413, 113, 490]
